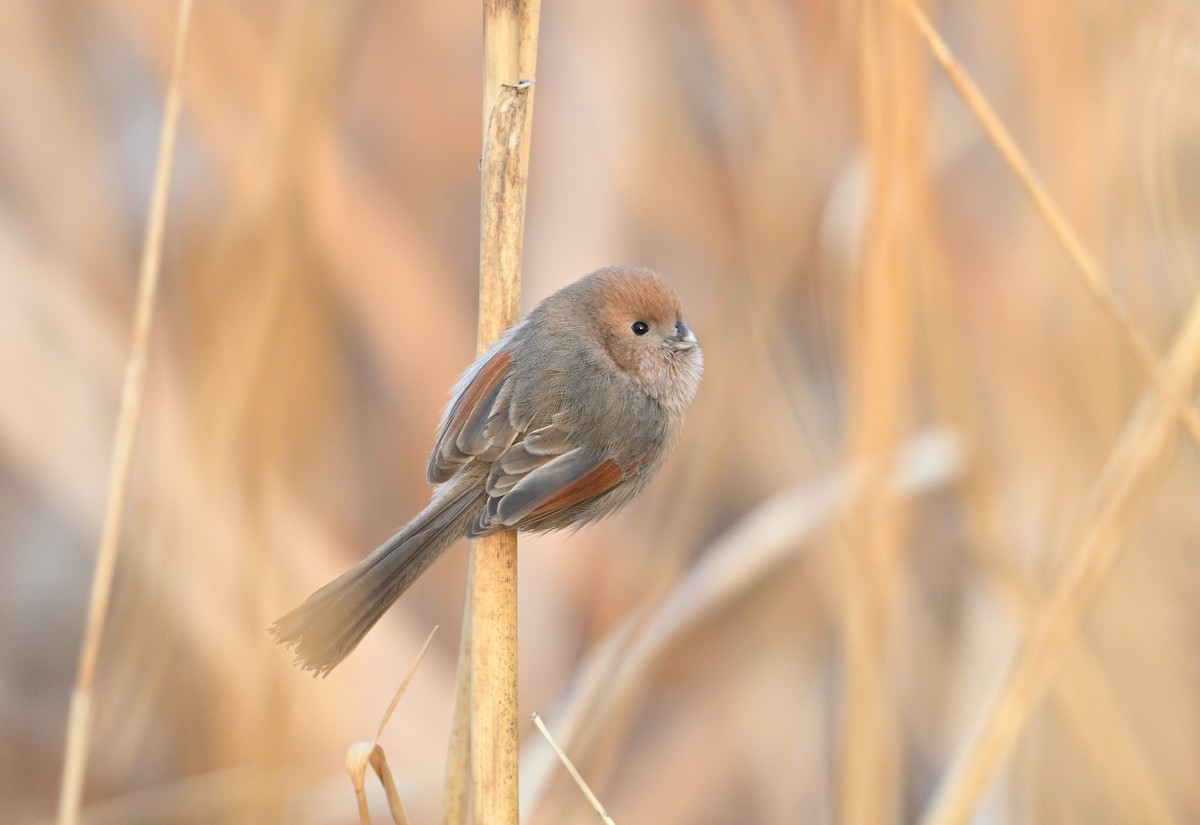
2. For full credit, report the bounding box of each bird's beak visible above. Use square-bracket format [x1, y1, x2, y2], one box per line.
[669, 321, 698, 351]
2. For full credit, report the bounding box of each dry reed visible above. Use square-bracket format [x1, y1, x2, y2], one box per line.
[55, 3, 193, 824]
[5, 2, 1200, 824]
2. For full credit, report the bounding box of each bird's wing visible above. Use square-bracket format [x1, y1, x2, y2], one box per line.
[429, 344, 630, 531]
[464, 414, 627, 535]
[427, 346, 520, 483]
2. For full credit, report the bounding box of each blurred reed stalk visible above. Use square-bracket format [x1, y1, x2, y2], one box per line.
[921, 292, 1200, 825]
[837, 1, 927, 822]
[443, 2, 540, 824]
[889, 0, 1200, 441]
[54, 3, 193, 824]
[883, 1, 1200, 822]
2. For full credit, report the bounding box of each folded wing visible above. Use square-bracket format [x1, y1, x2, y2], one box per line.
[427, 346, 628, 533]
[427, 348, 519, 483]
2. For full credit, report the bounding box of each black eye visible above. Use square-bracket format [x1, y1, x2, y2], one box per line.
[631, 321, 649, 335]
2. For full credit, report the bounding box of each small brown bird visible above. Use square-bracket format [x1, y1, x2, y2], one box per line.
[272, 266, 703, 674]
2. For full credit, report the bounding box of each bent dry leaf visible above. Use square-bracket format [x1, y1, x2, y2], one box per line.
[344, 627, 437, 825]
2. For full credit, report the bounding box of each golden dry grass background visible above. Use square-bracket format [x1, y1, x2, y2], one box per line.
[3, 1, 1200, 823]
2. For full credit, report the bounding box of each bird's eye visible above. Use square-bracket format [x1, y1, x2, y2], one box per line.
[631, 321, 650, 336]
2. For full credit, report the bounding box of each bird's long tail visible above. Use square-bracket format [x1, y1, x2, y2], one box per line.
[272, 476, 486, 675]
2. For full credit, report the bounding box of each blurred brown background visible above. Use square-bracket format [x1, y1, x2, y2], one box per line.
[4, 1, 1200, 824]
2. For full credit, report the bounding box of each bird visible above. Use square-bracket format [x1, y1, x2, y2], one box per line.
[271, 265, 703, 675]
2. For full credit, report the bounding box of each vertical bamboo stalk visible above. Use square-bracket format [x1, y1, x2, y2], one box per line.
[471, 81, 534, 824]
[443, 3, 540, 824]
[55, 3, 193, 825]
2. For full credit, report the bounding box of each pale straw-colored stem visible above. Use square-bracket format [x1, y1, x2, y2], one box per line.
[469, 83, 533, 823]
[443, 3, 541, 823]
[55, 3, 193, 824]
[442, 571, 474, 825]
[531, 713, 616, 825]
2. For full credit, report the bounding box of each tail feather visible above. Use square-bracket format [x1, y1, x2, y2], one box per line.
[272, 480, 486, 675]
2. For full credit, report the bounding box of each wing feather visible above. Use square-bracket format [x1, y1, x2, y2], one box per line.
[427, 348, 513, 483]
[429, 348, 629, 536]
[469, 448, 623, 534]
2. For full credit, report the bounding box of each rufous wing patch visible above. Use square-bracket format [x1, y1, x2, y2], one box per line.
[526, 458, 623, 518]
[428, 348, 513, 482]
[491, 448, 626, 526]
